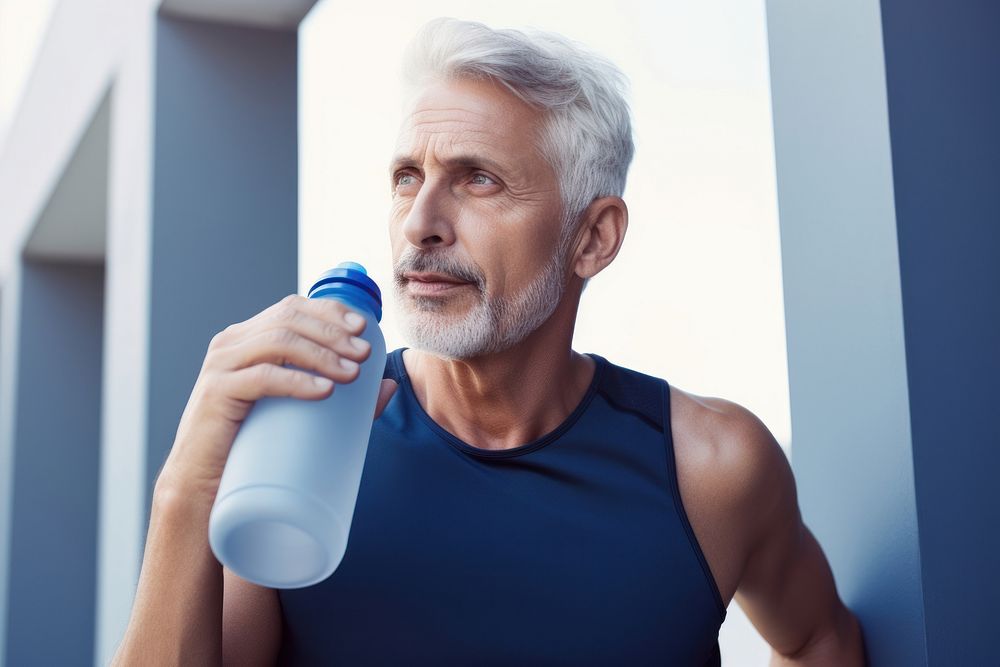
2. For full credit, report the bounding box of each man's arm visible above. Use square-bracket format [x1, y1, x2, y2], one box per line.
[222, 567, 282, 665]
[717, 404, 867, 665]
[111, 295, 388, 663]
[111, 485, 225, 665]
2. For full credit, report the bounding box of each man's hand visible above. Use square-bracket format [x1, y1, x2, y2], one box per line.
[157, 293, 397, 507]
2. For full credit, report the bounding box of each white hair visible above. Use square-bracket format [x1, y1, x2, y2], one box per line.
[400, 17, 635, 235]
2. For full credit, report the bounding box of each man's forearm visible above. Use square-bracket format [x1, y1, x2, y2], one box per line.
[769, 605, 866, 667]
[111, 483, 224, 665]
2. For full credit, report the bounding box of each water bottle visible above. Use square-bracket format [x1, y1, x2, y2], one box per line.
[208, 262, 386, 589]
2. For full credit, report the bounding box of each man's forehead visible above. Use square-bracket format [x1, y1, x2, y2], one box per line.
[393, 115, 502, 152]
[390, 118, 537, 176]
[395, 114, 506, 148]
[388, 146, 515, 177]
[390, 79, 542, 173]
[395, 79, 542, 149]
[405, 77, 531, 124]
[394, 104, 530, 150]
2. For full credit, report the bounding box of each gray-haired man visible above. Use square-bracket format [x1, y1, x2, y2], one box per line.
[114, 18, 865, 666]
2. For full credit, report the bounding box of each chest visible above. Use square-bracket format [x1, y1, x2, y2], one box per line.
[278, 423, 724, 665]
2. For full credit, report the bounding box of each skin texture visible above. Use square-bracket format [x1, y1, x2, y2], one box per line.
[117, 76, 866, 665]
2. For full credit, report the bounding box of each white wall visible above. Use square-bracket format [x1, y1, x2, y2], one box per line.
[0, 0, 57, 152]
[298, 1, 786, 663]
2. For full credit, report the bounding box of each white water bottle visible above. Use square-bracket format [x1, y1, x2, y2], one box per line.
[208, 262, 386, 588]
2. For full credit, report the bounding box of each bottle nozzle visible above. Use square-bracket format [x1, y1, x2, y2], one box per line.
[336, 261, 367, 275]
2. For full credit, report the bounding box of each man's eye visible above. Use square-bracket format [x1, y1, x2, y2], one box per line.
[470, 173, 496, 186]
[393, 173, 418, 190]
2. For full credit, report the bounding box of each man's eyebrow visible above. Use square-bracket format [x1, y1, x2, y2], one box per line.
[388, 153, 512, 177]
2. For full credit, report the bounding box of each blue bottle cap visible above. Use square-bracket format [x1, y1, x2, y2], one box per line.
[308, 262, 382, 322]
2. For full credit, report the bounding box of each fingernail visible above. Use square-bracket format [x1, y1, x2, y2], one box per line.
[344, 312, 364, 328]
[340, 357, 359, 371]
[313, 376, 333, 389]
[351, 336, 369, 352]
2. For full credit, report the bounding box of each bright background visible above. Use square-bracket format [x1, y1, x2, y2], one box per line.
[0, 1, 57, 148]
[0, 0, 788, 663]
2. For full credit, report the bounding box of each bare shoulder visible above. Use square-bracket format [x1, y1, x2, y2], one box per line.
[667, 384, 797, 607]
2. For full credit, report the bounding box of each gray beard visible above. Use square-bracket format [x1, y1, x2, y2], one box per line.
[394, 242, 569, 361]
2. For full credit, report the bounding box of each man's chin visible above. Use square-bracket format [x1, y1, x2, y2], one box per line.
[406, 344, 471, 362]
[404, 339, 485, 361]
[399, 318, 493, 361]
[398, 300, 464, 320]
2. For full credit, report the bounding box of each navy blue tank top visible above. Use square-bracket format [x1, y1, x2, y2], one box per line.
[278, 348, 726, 665]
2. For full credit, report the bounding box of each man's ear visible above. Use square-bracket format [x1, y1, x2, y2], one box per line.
[571, 196, 629, 280]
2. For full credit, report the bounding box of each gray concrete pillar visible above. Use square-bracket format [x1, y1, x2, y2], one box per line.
[0, 272, 20, 666]
[767, 0, 1000, 663]
[0, 83, 111, 665]
[878, 1, 1000, 663]
[95, 10, 303, 663]
[2, 259, 105, 666]
[766, 1, 924, 664]
[144, 13, 300, 498]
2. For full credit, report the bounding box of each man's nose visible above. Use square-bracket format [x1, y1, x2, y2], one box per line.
[401, 180, 457, 249]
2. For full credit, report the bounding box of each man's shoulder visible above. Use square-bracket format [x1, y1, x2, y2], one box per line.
[670, 387, 785, 469]
[592, 355, 793, 523]
[671, 385, 792, 520]
[668, 385, 797, 604]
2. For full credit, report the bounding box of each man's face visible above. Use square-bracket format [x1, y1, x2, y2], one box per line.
[389, 77, 570, 359]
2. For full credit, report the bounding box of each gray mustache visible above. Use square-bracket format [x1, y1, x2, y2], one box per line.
[394, 252, 486, 292]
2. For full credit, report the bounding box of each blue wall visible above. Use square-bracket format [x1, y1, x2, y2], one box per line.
[4, 260, 104, 666]
[146, 14, 300, 514]
[880, 0, 1000, 662]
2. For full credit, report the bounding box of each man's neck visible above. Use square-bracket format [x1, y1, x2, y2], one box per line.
[401, 309, 595, 452]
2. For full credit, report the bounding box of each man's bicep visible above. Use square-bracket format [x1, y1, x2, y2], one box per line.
[222, 566, 283, 666]
[731, 424, 843, 658]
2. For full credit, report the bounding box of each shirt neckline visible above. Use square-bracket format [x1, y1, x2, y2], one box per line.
[391, 347, 607, 459]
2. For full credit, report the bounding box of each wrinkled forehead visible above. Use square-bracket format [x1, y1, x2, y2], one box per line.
[392, 78, 548, 165]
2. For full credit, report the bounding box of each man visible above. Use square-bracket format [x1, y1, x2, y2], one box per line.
[114, 18, 866, 666]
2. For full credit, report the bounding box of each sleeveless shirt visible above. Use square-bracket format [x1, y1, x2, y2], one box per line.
[277, 348, 727, 665]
